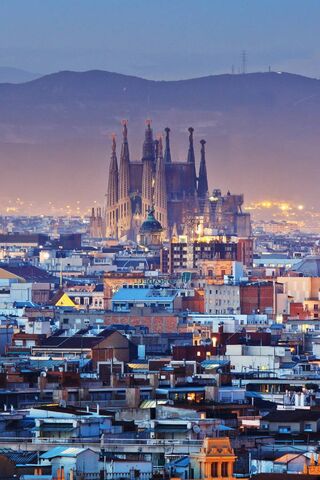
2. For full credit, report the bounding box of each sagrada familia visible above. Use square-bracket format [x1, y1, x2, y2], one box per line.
[91, 120, 251, 241]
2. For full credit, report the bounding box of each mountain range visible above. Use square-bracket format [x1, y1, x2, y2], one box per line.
[0, 69, 319, 212]
[0, 67, 41, 84]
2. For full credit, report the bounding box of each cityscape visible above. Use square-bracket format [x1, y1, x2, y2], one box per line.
[1, 1, 320, 480]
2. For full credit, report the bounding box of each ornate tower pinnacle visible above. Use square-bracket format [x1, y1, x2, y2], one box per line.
[187, 127, 195, 164]
[197, 139, 210, 221]
[158, 134, 163, 158]
[186, 127, 197, 195]
[142, 119, 155, 162]
[198, 139, 209, 198]
[111, 132, 116, 152]
[164, 127, 172, 163]
[154, 136, 160, 160]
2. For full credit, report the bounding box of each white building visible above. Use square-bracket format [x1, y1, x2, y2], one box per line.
[188, 313, 270, 334]
[225, 344, 291, 372]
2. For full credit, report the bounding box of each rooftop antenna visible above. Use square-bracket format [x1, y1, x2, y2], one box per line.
[241, 50, 247, 74]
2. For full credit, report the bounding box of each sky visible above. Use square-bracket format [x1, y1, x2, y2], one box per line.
[1, 0, 320, 79]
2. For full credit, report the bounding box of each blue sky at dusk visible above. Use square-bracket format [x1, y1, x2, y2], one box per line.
[1, 0, 320, 79]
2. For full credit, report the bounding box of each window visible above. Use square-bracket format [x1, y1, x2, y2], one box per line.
[278, 426, 291, 433]
[304, 423, 312, 432]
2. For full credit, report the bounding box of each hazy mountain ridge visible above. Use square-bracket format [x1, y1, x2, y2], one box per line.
[0, 66, 41, 84]
[0, 70, 319, 209]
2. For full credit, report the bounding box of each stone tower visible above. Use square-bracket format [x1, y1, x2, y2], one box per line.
[187, 126, 197, 192]
[198, 139, 209, 200]
[105, 134, 118, 238]
[117, 121, 132, 239]
[181, 126, 199, 227]
[197, 139, 210, 220]
[154, 136, 168, 235]
[163, 127, 172, 164]
[141, 121, 155, 217]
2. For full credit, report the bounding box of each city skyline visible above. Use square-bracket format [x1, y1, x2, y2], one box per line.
[1, 3, 320, 479]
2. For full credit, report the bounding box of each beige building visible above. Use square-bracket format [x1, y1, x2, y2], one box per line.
[277, 277, 320, 304]
[205, 284, 240, 315]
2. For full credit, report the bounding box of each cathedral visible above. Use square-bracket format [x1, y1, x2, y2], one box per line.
[103, 120, 251, 241]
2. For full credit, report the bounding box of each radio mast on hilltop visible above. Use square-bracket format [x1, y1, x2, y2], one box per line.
[241, 50, 247, 74]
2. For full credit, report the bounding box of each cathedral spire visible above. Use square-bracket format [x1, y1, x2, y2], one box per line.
[119, 120, 130, 200]
[107, 134, 118, 203]
[154, 136, 160, 160]
[197, 139, 209, 198]
[158, 134, 163, 158]
[164, 127, 172, 163]
[118, 120, 132, 238]
[186, 127, 197, 193]
[105, 133, 119, 238]
[120, 120, 130, 164]
[111, 133, 117, 169]
[142, 119, 155, 162]
[187, 127, 195, 164]
[154, 135, 168, 234]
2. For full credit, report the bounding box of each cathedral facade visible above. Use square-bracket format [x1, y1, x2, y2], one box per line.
[105, 121, 251, 241]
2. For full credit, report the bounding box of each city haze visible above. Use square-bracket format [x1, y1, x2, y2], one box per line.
[1, 0, 320, 218]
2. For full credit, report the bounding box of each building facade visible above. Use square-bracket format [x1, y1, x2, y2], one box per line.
[105, 121, 251, 242]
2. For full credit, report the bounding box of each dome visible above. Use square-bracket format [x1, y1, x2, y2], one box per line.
[139, 208, 163, 234]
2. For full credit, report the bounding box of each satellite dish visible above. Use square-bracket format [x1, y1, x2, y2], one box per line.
[193, 425, 201, 434]
[187, 376, 193, 383]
